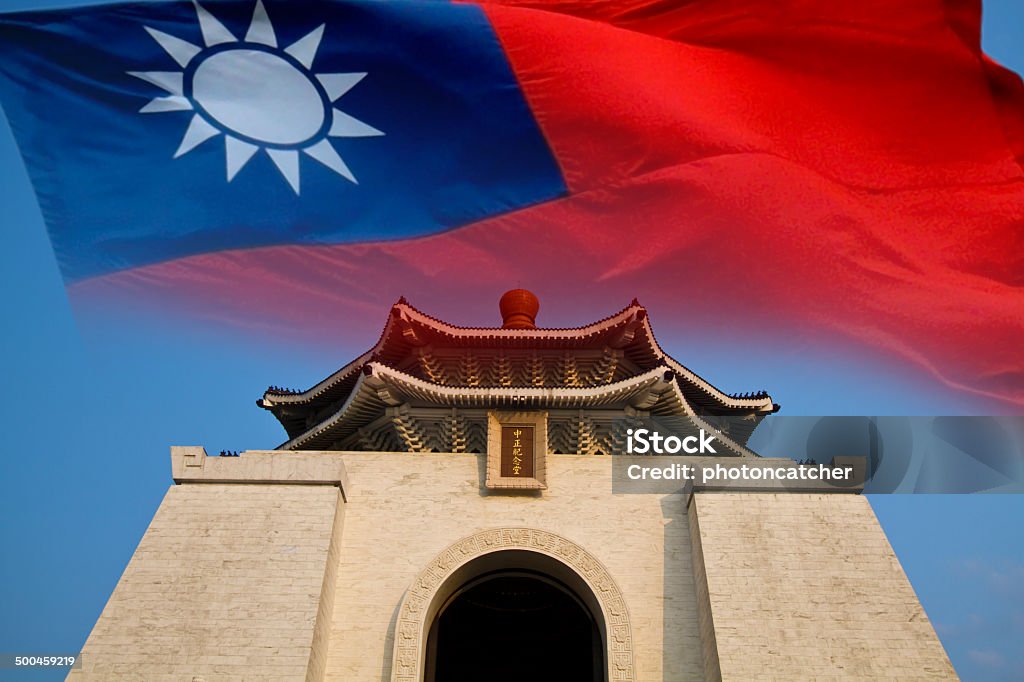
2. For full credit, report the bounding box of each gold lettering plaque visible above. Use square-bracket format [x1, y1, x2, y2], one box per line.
[486, 411, 547, 490]
[501, 426, 535, 478]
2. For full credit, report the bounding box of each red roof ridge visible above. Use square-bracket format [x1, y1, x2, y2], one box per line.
[392, 297, 645, 334]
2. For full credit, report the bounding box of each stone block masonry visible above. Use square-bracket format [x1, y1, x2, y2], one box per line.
[69, 449, 956, 681]
[68, 448, 345, 681]
[688, 493, 957, 680]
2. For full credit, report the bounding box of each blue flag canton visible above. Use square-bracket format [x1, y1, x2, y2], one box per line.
[0, 0, 565, 281]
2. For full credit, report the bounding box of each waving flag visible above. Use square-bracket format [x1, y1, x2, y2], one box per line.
[0, 0, 1022, 407]
[0, 0, 563, 281]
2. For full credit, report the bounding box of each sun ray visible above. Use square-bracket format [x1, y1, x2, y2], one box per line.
[303, 139, 356, 183]
[317, 73, 366, 102]
[140, 95, 193, 114]
[245, 0, 277, 47]
[174, 114, 220, 158]
[128, 71, 183, 96]
[193, 0, 236, 47]
[329, 108, 384, 138]
[285, 24, 325, 70]
[143, 26, 201, 68]
[225, 136, 259, 180]
[267, 148, 301, 194]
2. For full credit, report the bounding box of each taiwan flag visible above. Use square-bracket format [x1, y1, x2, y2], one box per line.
[0, 0, 1022, 408]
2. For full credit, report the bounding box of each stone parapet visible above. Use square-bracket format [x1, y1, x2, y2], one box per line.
[171, 446, 348, 496]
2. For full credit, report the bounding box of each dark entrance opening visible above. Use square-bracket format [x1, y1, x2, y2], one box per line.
[425, 570, 603, 682]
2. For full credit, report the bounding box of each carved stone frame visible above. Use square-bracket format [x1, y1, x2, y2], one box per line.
[390, 527, 635, 682]
[485, 410, 547, 490]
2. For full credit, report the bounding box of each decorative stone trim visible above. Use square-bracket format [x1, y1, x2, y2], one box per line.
[485, 411, 548, 490]
[391, 527, 635, 682]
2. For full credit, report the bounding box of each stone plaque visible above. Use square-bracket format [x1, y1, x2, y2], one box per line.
[486, 411, 547, 490]
[500, 425, 535, 478]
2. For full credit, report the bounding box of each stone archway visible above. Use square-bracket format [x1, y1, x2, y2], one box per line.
[390, 527, 635, 682]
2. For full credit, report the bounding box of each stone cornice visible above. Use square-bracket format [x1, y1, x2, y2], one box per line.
[171, 447, 349, 498]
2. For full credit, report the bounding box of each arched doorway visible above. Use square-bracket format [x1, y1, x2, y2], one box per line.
[390, 528, 635, 682]
[425, 570, 602, 682]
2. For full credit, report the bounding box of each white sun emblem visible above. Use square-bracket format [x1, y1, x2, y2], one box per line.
[129, 0, 383, 194]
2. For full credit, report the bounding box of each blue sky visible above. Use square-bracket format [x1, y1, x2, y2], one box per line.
[0, 1, 1022, 680]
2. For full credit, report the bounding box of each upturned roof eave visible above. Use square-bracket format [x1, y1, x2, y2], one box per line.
[259, 298, 646, 410]
[260, 298, 777, 426]
[278, 363, 675, 450]
[277, 362, 762, 457]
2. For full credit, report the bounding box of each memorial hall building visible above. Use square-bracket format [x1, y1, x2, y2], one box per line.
[69, 291, 956, 681]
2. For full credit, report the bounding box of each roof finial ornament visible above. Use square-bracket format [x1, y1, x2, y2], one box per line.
[499, 289, 539, 329]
